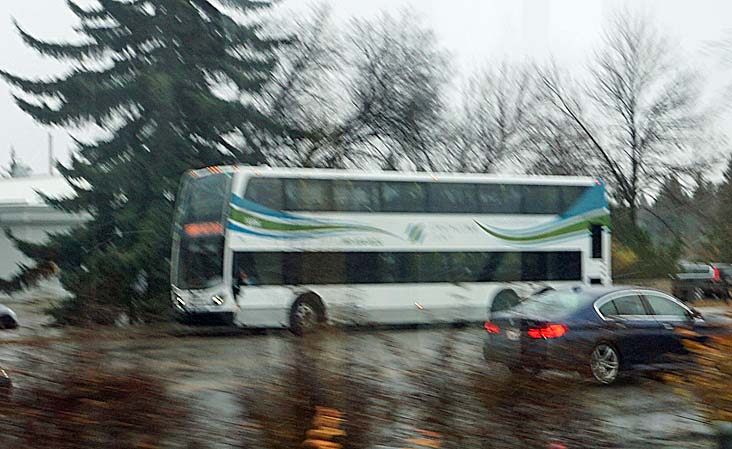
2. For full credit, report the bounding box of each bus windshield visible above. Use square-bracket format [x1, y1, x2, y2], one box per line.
[175, 236, 225, 289]
[172, 172, 231, 290]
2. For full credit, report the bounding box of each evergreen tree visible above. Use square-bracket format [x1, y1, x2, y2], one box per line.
[645, 176, 690, 248]
[687, 173, 717, 258]
[711, 158, 732, 262]
[0, 0, 291, 323]
[692, 173, 718, 206]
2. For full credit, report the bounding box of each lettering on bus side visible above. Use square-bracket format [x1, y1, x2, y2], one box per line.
[430, 224, 480, 234]
[424, 223, 480, 242]
[340, 237, 384, 246]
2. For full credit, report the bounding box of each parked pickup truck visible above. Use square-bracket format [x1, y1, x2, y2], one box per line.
[671, 262, 732, 303]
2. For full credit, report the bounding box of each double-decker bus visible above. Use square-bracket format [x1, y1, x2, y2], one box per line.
[171, 166, 610, 333]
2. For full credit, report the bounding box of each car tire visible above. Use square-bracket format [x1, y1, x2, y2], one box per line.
[0, 314, 18, 330]
[588, 343, 621, 385]
[682, 288, 702, 303]
[0, 368, 11, 397]
[289, 294, 325, 336]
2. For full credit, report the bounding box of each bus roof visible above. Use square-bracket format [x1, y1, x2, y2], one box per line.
[192, 165, 600, 186]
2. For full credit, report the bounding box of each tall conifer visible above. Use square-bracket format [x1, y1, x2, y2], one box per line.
[711, 158, 732, 261]
[0, 0, 289, 323]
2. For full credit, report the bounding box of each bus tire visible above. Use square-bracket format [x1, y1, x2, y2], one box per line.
[289, 294, 325, 336]
[490, 289, 521, 314]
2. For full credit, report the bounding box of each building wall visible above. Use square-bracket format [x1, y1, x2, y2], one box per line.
[0, 204, 86, 300]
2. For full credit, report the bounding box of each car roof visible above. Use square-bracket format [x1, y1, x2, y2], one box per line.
[558, 285, 662, 300]
[526, 285, 668, 319]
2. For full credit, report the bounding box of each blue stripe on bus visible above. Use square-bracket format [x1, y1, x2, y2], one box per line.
[473, 183, 609, 237]
[560, 182, 609, 220]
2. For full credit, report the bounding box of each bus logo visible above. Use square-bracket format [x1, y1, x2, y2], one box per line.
[406, 224, 425, 243]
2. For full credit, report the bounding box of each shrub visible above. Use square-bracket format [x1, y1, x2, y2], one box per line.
[238, 331, 399, 449]
[0, 348, 189, 448]
[666, 330, 732, 422]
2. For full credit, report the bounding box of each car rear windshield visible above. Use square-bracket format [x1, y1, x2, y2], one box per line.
[678, 263, 711, 274]
[515, 290, 592, 318]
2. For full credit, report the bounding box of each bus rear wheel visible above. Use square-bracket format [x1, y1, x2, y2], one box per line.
[491, 289, 521, 314]
[290, 294, 325, 336]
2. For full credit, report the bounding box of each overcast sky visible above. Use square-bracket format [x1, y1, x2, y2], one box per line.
[1, 0, 731, 175]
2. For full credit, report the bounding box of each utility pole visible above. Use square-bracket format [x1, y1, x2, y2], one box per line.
[48, 132, 54, 176]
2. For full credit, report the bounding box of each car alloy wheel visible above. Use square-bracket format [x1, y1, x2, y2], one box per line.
[293, 302, 319, 331]
[590, 343, 620, 385]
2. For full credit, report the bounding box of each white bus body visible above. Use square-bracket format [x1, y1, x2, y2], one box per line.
[170, 166, 611, 329]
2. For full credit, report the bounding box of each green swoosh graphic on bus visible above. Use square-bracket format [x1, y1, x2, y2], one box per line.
[475, 213, 610, 243]
[228, 207, 397, 238]
[230, 208, 351, 232]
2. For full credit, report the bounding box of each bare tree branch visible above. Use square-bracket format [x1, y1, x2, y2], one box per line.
[538, 12, 711, 224]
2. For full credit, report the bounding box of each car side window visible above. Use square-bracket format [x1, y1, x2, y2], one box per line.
[598, 300, 619, 317]
[645, 294, 690, 319]
[612, 294, 648, 316]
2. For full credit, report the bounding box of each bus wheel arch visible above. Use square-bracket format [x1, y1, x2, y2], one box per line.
[533, 286, 554, 296]
[490, 289, 521, 314]
[289, 292, 326, 336]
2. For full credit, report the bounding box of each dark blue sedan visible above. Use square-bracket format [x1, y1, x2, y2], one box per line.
[483, 285, 730, 384]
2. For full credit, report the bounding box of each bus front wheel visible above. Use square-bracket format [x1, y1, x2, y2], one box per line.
[289, 294, 325, 336]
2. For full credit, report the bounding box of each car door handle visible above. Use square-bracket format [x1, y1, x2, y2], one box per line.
[662, 323, 674, 330]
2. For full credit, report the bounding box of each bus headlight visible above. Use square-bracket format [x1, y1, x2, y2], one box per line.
[211, 295, 225, 306]
[175, 296, 186, 310]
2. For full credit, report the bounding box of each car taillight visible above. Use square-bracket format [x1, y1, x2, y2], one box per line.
[713, 266, 721, 282]
[527, 324, 568, 339]
[484, 321, 500, 334]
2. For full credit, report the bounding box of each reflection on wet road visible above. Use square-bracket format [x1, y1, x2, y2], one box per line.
[0, 320, 718, 448]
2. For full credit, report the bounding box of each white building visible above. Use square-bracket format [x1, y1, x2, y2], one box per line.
[0, 175, 86, 300]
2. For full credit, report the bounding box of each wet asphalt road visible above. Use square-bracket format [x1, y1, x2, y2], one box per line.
[1, 301, 728, 448]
